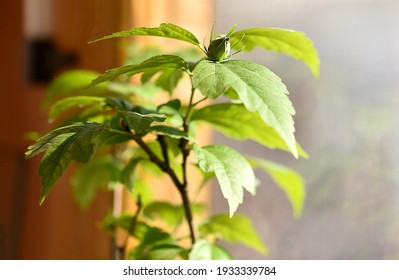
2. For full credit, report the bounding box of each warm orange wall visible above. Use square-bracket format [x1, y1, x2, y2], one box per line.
[1, 0, 122, 259]
[0, 0, 213, 260]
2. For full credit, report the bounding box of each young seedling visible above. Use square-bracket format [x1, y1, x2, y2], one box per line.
[26, 23, 319, 259]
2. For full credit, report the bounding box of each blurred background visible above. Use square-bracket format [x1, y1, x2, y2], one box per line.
[1, 0, 398, 259]
[213, 0, 399, 259]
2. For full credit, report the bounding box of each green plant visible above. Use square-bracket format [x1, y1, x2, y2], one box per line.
[25, 23, 319, 259]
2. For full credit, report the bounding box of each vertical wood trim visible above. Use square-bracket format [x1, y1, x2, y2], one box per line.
[15, 0, 126, 259]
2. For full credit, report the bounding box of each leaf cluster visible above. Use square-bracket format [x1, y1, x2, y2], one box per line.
[26, 23, 319, 259]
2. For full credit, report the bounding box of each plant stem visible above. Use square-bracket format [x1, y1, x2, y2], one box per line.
[177, 82, 198, 245]
[132, 136, 182, 189]
[182, 85, 196, 132]
[119, 82, 199, 247]
[133, 134, 196, 245]
[177, 184, 195, 245]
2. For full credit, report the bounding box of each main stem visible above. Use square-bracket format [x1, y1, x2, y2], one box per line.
[178, 84, 197, 245]
[128, 81, 198, 247]
[132, 134, 196, 245]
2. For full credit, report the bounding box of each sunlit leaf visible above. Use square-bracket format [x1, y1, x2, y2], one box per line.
[231, 27, 320, 76]
[87, 55, 189, 88]
[189, 239, 232, 260]
[250, 158, 305, 218]
[91, 23, 200, 46]
[143, 202, 205, 230]
[193, 144, 257, 217]
[199, 214, 268, 255]
[191, 103, 308, 158]
[49, 96, 105, 121]
[25, 122, 106, 204]
[192, 59, 296, 156]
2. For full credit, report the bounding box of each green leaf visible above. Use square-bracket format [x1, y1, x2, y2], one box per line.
[87, 55, 189, 88]
[231, 28, 320, 76]
[49, 96, 105, 121]
[25, 122, 106, 204]
[142, 68, 184, 95]
[193, 144, 257, 217]
[149, 125, 190, 140]
[191, 103, 308, 158]
[143, 202, 206, 230]
[192, 60, 296, 157]
[44, 70, 108, 108]
[120, 158, 142, 191]
[199, 214, 268, 255]
[120, 111, 166, 135]
[128, 223, 179, 260]
[71, 156, 121, 208]
[143, 202, 183, 229]
[105, 97, 134, 111]
[146, 244, 184, 260]
[157, 99, 181, 115]
[189, 239, 232, 260]
[90, 23, 200, 46]
[99, 212, 135, 234]
[108, 82, 160, 99]
[250, 158, 305, 218]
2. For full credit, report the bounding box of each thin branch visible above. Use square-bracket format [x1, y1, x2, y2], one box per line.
[192, 96, 208, 107]
[115, 196, 142, 260]
[182, 85, 196, 132]
[131, 135, 182, 189]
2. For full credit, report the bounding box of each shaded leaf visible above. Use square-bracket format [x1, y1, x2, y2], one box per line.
[157, 99, 181, 115]
[71, 156, 121, 208]
[191, 103, 308, 158]
[120, 158, 142, 191]
[142, 68, 184, 95]
[231, 28, 320, 76]
[147, 244, 184, 260]
[91, 23, 200, 46]
[143, 202, 183, 229]
[49, 96, 105, 121]
[199, 214, 268, 255]
[149, 125, 190, 140]
[143, 202, 205, 229]
[25, 122, 106, 204]
[250, 158, 305, 218]
[193, 144, 257, 216]
[189, 239, 232, 260]
[99, 212, 135, 234]
[192, 60, 296, 156]
[87, 55, 189, 88]
[120, 111, 166, 135]
[105, 97, 134, 111]
[108, 82, 160, 99]
[128, 223, 178, 260]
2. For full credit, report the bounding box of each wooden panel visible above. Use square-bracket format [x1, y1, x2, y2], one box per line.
[0, 0, 123, 259]
[1, 0, 214, 260]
